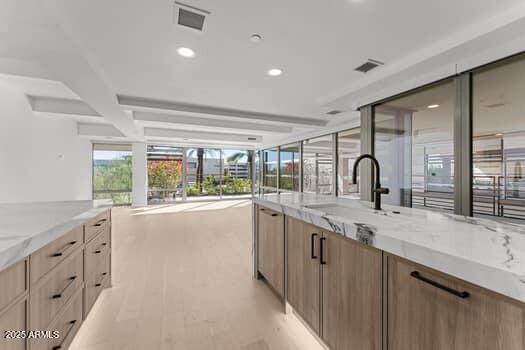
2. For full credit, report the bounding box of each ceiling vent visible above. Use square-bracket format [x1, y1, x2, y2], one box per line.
[326, 110, 342, 115]
[486, 102, 505, 108]
[247, 137, 257, 141]
[354, 59, 384, 73]
[174, 1, 210, 31]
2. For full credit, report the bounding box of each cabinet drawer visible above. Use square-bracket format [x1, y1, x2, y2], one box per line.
[388, 255, 525, 350]
[31, 290, 83, 350]
[30, 249, 84, 331]
[85, 228, 110, 279]
[257, 205, 284, 298]
[30, 225, 83, 285]
[0, 259, 27, 313]
[84, 210, 110, 243]
[84, 252, 110, 316]
[0, 299, 27, 350]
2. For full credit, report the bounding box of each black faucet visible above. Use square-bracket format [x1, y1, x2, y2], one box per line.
[352, 154, 390, 211]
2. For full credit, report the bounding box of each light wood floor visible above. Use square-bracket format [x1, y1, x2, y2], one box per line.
[70, 200, 323, 350]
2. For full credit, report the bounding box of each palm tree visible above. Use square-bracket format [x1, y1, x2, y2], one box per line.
[187, 148, 218, 193]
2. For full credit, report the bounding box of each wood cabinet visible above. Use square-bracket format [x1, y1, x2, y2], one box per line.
[285, 219, 383, 349]
[286, 217, 321, 333]
[0, 299, 27, 350]
[321, 230, 382, 350]
[0, 208, 111, 350]
[257, 206, 285, 297]
[388, 254, 525, 350]
[0, 259, 27, 313]
[30, 226, 83, 285]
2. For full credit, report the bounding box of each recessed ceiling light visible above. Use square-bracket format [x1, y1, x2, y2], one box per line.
[267, 68, 283, 76]
[250, 34, 262, 43]
[427, 104, 440, 109]
[177, 47, 195, 58]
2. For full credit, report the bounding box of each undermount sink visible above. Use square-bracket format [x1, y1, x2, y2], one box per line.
[303, 203, 353, 217]
[304, 203, 402, 217]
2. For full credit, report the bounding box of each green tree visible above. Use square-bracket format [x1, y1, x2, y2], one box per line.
[148, 160, 182, 189]
[93, 155, 132, 204]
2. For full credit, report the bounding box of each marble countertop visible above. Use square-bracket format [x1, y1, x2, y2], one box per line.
[254, 193, 525, 303]
[0, 200, 112, 271]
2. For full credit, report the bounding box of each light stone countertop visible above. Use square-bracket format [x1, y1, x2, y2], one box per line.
[0, 200, 112, 271]
[254, 192, 525, 303]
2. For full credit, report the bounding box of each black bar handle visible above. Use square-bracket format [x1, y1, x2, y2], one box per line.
[52, 320, 77, 350]
[320, 237, 327, 265]
[94, 218, 107, 227]
[260, 208, 279, 217]
[51, 241, 77, 257]
[410, 271, 470, 299]
[311, 233, 318, 259]
[52, 276, 77, 299]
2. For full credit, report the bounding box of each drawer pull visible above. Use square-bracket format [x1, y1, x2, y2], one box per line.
[320, 237, 327, 265]
[51, 241, 77, 257]
[410, 271, 470, 299]
[102, 272, 108, 276]
[95, 283, 102, 287]
[94, 218, 107, 227]
[311, 233, 318, 259]
[52, 276, 77, 299]
[260, 209, 279, 217]
[52, 320, 77, 350]
[94, 242, 108, 254]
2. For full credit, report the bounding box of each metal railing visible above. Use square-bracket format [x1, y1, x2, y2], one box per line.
[410, 175, 525, 219]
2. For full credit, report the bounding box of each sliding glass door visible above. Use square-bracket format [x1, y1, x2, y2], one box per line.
[374, 80, 455, 211]
[147, 145, 183, 204]
[472, 54, 525, 220]
[92, 143, 132, 205]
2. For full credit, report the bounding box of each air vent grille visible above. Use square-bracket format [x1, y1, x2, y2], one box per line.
[326, 110, 342, 115]
[247, 137, 257, 141]
[354, 59, 384, 73]
[175, 2, 210, 31]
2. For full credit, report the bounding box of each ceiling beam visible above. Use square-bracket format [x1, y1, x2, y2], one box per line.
[77, 122, 124, 137]
[28, 95, 101, 117]
[133, 111, 292, 134]
[144, 127, 262, 144]
[118, 95, 327, 127]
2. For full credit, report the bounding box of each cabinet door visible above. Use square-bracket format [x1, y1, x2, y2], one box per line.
[0, 299, 27, 350]
[321, 230, 382, 350]
[286, 217, 321, 333]
[257, 206, 285, 297]
[388, 255, 525, 350]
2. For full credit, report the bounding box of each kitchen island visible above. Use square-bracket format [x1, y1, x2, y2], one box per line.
[254, 192, 525, 350]
[0, 200, 112, 350]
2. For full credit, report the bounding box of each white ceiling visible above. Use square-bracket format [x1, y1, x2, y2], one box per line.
[1, 0, 525, 148]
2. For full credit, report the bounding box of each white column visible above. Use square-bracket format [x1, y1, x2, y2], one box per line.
[132, 142, 148, 207]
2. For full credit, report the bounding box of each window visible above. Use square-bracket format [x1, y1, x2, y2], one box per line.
[279, 143, 300, 191]
[147, 145, 183, 204]
[254, 150, 261, 194]
[263, 148, 278, 188]
[186, 148, 222, 199]
[472, 54, 525, 220]
[303, 135, 333, 194]
[374, 80, 455, 211]
[222, 149, 252, 198]
[92, 143, 132, 205]
[337, 128, 360, 197]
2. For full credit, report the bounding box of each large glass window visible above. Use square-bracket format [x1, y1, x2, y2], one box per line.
[337, 128, 360, 198]
[186, 148, 222, 199]
[263, 148, 278, 188]
[303, 135, 333, 194]
[374, 80, 455, 211]
[473, 54, 525, 220]
[147, 145, 183, 204]
[222, 149, 252, 198]
[92, 143, 132, 205]
[279, 143, 301, 191]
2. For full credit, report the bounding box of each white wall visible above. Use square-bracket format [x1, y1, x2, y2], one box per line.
[0, 82, 92, 203]
[131, 142, 147, 207]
